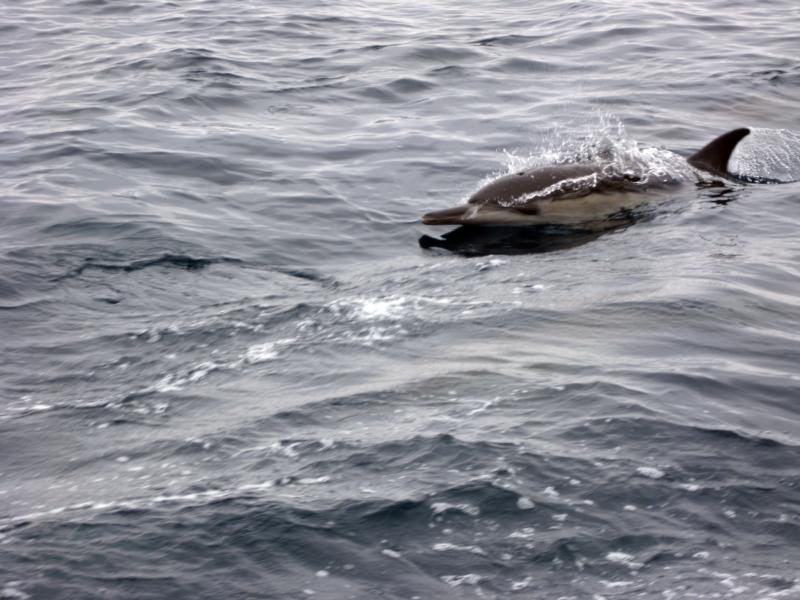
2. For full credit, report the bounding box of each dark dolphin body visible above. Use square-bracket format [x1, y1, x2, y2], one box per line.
[418, 224, 620, 257]
[421, 128, 751, 227]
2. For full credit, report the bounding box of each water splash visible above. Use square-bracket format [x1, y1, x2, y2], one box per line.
[730, 128, 800, 182]
[497, 114, 693, 197]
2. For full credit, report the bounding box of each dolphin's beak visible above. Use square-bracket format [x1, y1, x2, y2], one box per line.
[421, 205, 471, 225]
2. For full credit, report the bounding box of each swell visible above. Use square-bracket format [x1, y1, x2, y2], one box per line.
[2, 473, 798, 599]
[52, 254, 243, 281]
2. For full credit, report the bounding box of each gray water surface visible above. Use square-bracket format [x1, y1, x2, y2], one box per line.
[1, 1, 800, 598]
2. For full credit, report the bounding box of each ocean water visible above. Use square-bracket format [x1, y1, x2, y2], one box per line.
[1, 1, 800, 598]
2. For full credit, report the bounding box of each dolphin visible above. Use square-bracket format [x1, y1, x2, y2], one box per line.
[420, 128, 751, 227]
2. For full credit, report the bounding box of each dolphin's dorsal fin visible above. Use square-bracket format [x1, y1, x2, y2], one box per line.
[687, 128, 750, 175]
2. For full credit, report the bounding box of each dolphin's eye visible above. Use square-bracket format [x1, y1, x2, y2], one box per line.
[516, 171, 525, 176]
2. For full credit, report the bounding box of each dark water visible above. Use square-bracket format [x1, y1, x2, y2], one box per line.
[2, 1, 800, 598]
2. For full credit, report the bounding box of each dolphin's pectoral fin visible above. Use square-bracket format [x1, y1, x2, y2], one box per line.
[687, 128, 750, 176]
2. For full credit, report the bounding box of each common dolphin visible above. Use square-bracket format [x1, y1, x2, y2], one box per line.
[421, 128, 751, 227]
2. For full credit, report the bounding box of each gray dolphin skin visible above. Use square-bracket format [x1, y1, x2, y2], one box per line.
[421, 128, 750, 227]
